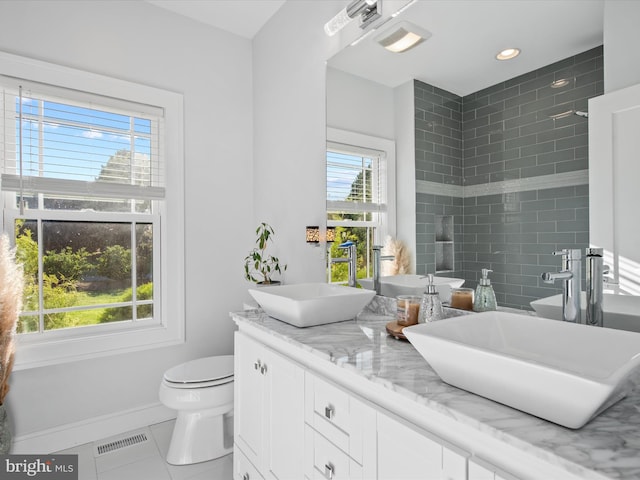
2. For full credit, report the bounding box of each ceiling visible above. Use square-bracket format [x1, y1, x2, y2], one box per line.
[329, 0, 605, 96]
[144, 0, 605, 97]
[145, 0, 286, 39]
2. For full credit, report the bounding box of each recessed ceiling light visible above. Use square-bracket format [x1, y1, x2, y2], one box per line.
[496, 48, 520, 60]
[375, 21, 431, 53]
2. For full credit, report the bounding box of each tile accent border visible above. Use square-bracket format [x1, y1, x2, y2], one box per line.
[416, 169, 588, 199]
[463, 169, 588, 197]
[415, 180, 463, 198]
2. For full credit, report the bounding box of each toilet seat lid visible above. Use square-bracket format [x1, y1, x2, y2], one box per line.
[164, 355, 234, 385]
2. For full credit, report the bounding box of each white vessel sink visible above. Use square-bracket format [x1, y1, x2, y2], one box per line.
[403, 311, 640, 429]
[358, 274, 464, 302]
[531, 293, 640, 333]
[248, 282, 375, 328]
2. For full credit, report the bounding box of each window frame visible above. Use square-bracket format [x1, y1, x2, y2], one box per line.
[326, 127, 396, 281]
[0, 51, 185, 370]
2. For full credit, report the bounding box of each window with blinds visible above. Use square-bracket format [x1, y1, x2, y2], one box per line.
[326, 141, 386, 223]
[0, 76, 163, 336]
[0, 51, 184, 369]
[327, 138, 390, 284]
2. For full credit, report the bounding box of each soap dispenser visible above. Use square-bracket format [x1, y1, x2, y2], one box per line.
[474, 268, 497, 312]
[418, 274, 444, 323]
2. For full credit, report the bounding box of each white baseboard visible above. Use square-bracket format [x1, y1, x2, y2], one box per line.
[11, 402, 176, 454]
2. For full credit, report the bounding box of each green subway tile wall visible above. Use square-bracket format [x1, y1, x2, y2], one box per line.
[414, 46, 602, 309]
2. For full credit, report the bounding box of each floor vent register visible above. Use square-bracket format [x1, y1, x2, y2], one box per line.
[94, 432, 149, 457]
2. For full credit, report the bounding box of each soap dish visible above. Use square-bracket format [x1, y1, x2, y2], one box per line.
[385, 321, 409, 341]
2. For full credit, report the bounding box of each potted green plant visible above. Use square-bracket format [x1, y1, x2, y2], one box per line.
[244, 222, 287, 285]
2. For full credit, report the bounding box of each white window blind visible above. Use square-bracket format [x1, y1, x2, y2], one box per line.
[0, 75, 165, 204]
[326, 140, 387, 216]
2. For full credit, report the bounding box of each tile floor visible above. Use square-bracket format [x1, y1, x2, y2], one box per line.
[55, 420, 233, 480]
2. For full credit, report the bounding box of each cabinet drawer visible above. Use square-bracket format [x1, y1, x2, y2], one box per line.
[234, 445, 264, 480]
[307, 427, 363, 480]
[306, 372, 370, 459]
[312, 374, 351, 433]
[305, 372, 376, 465]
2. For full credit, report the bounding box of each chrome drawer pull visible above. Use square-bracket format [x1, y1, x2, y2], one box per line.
[254, 359, 261, 370]
[242, 474, 250, 480]
[324, 462, 335, 479]
[324, 405, 334, 420]
[260, 364, 267, 375]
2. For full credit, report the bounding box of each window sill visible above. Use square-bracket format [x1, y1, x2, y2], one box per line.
[13, 321, 184, 370]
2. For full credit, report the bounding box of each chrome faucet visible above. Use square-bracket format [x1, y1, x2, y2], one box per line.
[541, 249, 582, 323]
[585, 247, 605, 327]
[331, 241, 358, 288]
[372, 245, 395, 295]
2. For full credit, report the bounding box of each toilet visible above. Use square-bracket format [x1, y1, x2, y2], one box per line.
[159, 355, 234, 465]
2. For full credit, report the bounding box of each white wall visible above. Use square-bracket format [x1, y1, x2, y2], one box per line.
[252, 1, 344, 284]
[394, 80, 417, 271]
[326, 67, 395, 139]
[0, 0, 253, 446]
[604, 0, 640, 93]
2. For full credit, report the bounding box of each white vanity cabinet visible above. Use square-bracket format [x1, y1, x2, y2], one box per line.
[376, 411, 444, 479]
[234, 327, 474, 480]
[234, 447, 264, 480]
[377, 411, 468, 480]
[232, 313, 618, 480]
[304, 372, 376, 479]
[234, 331, 305, 480]
[468, 459, 517, 480]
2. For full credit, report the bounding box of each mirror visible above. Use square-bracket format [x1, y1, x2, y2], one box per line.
[326, 0, 607, 310]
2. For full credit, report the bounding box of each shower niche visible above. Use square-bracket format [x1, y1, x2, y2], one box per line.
[435, 215, 454, 273]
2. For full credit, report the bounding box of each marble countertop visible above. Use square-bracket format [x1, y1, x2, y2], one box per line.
[231, 300, 640, 480]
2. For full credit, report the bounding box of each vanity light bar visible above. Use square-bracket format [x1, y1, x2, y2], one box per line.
[324, 0, 378, 37]
[391, 0, 418, 18]
[349, 0, 421, 47]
